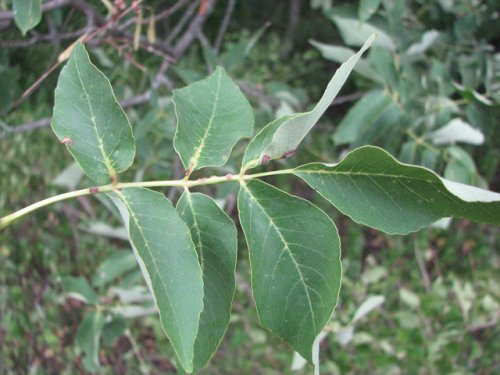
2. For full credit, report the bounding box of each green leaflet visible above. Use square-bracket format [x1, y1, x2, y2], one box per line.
[177, 192, 237, 372]
[238, 180, 341, 361]
[173, 66, 254, 172]
[241, 35, 375, 172]
[359, 0, 382, 22]
[333, 89, 393, 145]
[52, 43, 135, 185]
[76, 311, 106, 372]
[13, 0, 42, 35]
[294, 146, 500, 234]
[61, 276, 98, 304]
[112, 188, 204, 373]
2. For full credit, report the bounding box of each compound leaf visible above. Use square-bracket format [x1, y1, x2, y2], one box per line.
[294, 146, 500, 234]
[52, 42, 135, 185]
[177, 192, 237, 372]
[241, 35, 374, 172]
[238, 180, 341, 361]
[112, 188, 204, 373]
[173, 66, 254, 172]
[13, 0, 41, 35]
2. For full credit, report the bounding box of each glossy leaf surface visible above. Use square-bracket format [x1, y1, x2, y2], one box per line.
[173, 66, 254, 172]
[113, 188, 204, 373]
[52, 43, 135, 184]
[177, 192, 237, 372]
[238, 180, 341, 361]
[294, 146, 500, 234]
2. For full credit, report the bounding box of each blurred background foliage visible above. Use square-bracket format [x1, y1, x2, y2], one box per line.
[0, 0, 499, 373]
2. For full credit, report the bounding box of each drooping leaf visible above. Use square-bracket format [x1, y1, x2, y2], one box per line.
[111, 187, 204, 373]
[294, 146, 500, 234]
[177, 192, 237, 372]
[238, 180, 341, 361]
[51, 42, 135, 184]
[241, 35, 375, 171]
[173, 66, 254, 172]
[76, 311, 106, 372]
[330, 16, 395, 51]
[310, 40, 380, 82]
[13, 0, 42, 35]
[52, 162, 84, 190]
[429, 118, 485, 145]
[333, 90, 393, 145]
[351, 295, 385, 323]
[406, 30, 440, 56]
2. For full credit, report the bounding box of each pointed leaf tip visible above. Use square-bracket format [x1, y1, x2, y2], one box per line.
[294, 146, 500, 234]
[241, 36, 375, 171]
[51, 42, 135, 184]
[238, 180, 341, 361]
[173, 66, 254, 172]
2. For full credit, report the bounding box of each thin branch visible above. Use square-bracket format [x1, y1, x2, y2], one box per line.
[119, 0, 191, 30]
[0, 168, 295, 229]
[214, 0, 236, 53]
[413, 235, 432, 293]
[165, 0, 199, 46]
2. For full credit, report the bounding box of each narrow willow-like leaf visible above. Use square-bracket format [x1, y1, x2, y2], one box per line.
[310, 40, 380, 82]
[294, 146, 500, 234]
[76, 311, 106, 372]
[177, 192, 237, 372]
[13, 0, 41, 35]
[173, 66, 254, 172]
[238, 180, 341, 361]
[52, 43, 135, 184]
[241, 35, 375, 172]
[112, 188, 204, 373]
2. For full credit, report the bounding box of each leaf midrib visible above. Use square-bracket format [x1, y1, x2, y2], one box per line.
[116, 191, 187, 366]
[184, 193, 205, 270]
[74, 52, 116, 179]
[189, 69, 223, 169]
[242, 184, 317, 333]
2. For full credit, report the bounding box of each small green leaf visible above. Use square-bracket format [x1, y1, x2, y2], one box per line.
[112, 187, 204, 373]
[13, 0, 42, 35]
[93, 251, 137, 288]
[76, 311, 106, 372]
[333, 90, 393, 145]
[310, 40, 380, 82]
[173, 66, 254, 172]
[52, 43, 135, 184]
[358, 0, 382, 22]
[294, 146, 500, 234]
[238, 180, 341, 361]
[241, 36, 374, 171]
[61, 276, 98, 304]
[177, 192, 237, 372]
[330, 16, 395, 51]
